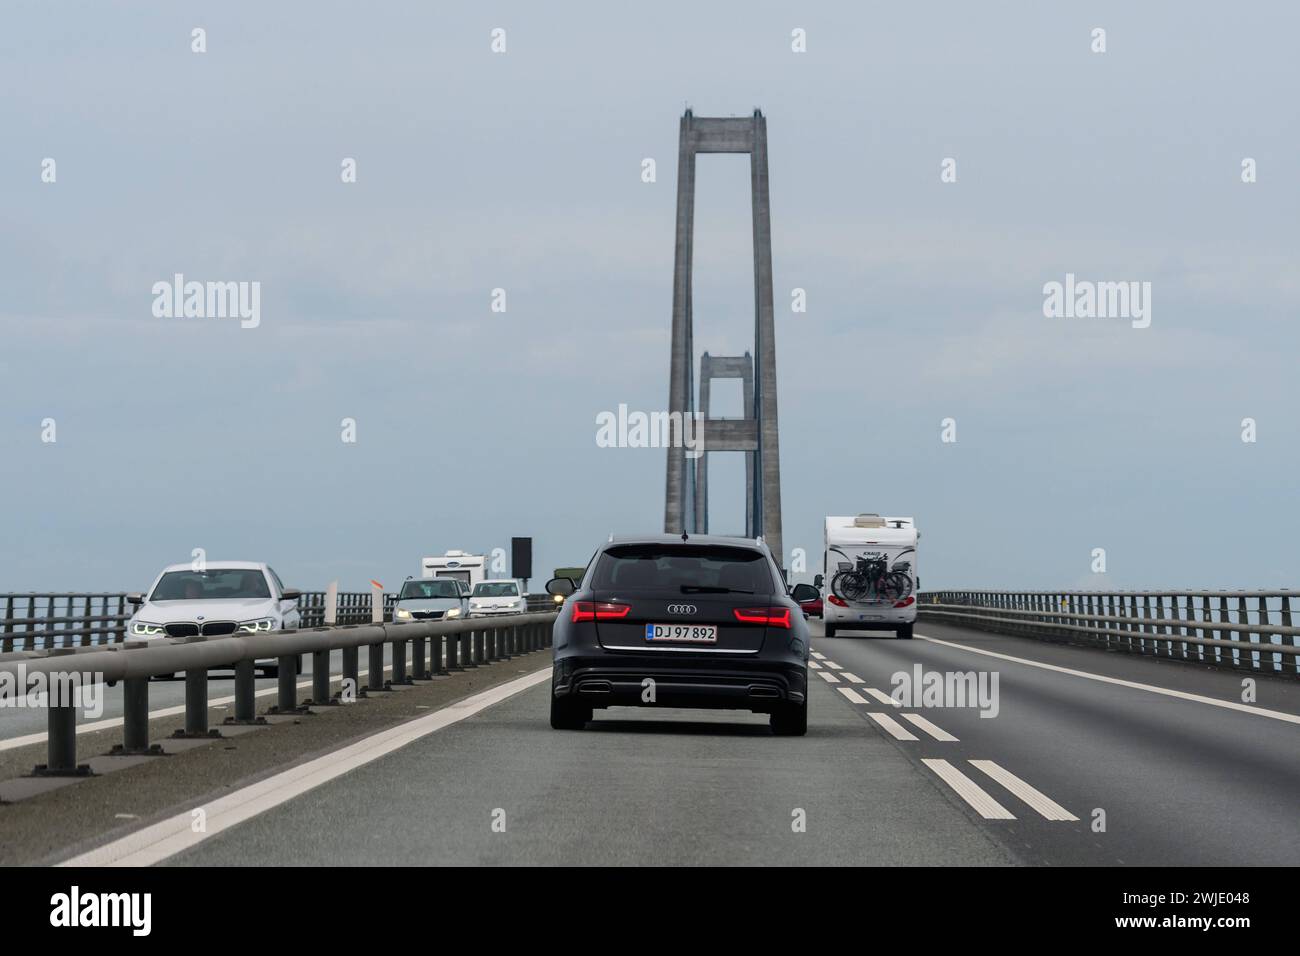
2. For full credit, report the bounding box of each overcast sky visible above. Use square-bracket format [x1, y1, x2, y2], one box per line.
[2, 1, 1297, 594]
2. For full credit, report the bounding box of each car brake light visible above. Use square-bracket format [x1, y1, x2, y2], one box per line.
[827, 594, 848, 607]
[893, 596, 915, 608]
[571, 601, 631, 623]
[733, 606, 792, 629]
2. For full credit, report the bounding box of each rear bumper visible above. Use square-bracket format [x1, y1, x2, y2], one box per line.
[553, 656, 807, 711]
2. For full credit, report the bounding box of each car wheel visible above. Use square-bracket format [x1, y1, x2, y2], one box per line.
[824, 624, 836, 638]
[550, 693, 591, 730]
[897, 623, 913, 640]
[771, 698, 808, 736]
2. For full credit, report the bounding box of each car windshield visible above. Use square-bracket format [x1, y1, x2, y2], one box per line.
[593, 544, 776, 594]
[473, 583, 519, 597]
[400, 580, 460, 599]
[150, 569, 271, 601]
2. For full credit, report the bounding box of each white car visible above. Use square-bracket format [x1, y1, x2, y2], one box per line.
[467, 579, 526, 618]
[126, 561, 302, 676]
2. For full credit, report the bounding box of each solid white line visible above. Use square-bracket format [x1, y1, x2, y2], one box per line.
[815, 670, 840, 684]
[839, 672, 864, 684]
[899, 712, 959, 742]
[916, 634, 1300, 726]
[823, 661, 842, 670]
[808, 660, 822, 670]
[969, 759, 1078, 821]
[863, 687, 900, 707]
[837, 687, 868, 705]
[922, 758, 1015, 820]
[866, 711, 919, 741]
[58, 667, 552, 867]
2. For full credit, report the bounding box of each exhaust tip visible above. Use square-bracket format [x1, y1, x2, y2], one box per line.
[748, 686, 780, 699]
[578, 680, 613, 694]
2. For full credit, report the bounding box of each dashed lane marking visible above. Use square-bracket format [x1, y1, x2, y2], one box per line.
[815, 670, 841, 684]
[922, 758, 1015, 820]
[866, 711, 919, 741]
[836, 687, 869, 705]
[970, 759, 1078, 821]
[899, 712, 959, 742]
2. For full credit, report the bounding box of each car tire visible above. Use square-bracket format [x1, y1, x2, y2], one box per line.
[824, 624, 836, 638]
[771, 698, 808, 736]
[897, 623, 913, 640]
[550, 693, 591, 730]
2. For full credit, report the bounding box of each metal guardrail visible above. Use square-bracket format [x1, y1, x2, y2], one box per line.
[0, 590, 399, 652]
[0, 612, 558, 778]
[918, 590, 1299, 676]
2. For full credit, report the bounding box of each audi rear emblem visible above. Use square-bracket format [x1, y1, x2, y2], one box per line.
[666, 604, 697, 615]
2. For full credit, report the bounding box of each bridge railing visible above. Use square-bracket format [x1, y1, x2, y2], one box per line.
[0, 611, 558, 778]
[0, 590, 400, 652]
[917, 589, 1299, 676]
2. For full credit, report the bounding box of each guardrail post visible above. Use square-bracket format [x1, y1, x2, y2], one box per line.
[412, 635, 428, 678]
[544, 619, 553, 648]
[227, 659, 262, 723]
[341, 645, 360, 700]
[112, 676, 163, 756]
[310, 649, 336, 705]
[368, 641, 388, 692]
[392, 638, 411, 685]
[267, 656, 305, 714]
[446, 630, 461, 670]
[175, 667, 220, 738]
[473, 629, 485, 665]
[497, 626, 510, 660]
[460, 631, 474, 668]
[486, 628, 498, 662]
[33, 699, 91, 776]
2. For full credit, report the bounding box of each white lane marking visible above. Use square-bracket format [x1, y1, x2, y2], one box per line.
[824, 661, 842, 670]
[815, 670, 840, 684]
[969, 759, 1078, 821]
[922, 758, 1015, 820]
[811, 652, 827, 660]
[837, 687, 868, 705]
[899, 712, 959, 742]
[917, 634, 1300, 726]
[0, 665, 394, 753]
[59, 668, 552, 867]
[808, 660, 822, 670]
[866, 712, 919, 741]
[840, 672, 864, 684]
[863, 687, 900, 707]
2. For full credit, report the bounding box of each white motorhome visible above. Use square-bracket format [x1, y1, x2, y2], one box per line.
[822, 514, 919, 639]
[421, 550, 488, 589]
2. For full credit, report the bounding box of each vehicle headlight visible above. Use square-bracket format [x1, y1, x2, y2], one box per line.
[444, 608, 461, 619]
[130, 621, 165, 637]
[237, 617, 276, 633]
[553, 594, 564, 604]
[395, 608, 413, 620]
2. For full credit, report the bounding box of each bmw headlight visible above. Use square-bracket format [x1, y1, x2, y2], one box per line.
[395, 608, 413, 620]
[237, 617, 276, 634]
[130, 621, 165, 637]
[444, 608, 461, 619]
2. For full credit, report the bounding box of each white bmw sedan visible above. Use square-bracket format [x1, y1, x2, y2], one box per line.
[126, 561, 302, 676]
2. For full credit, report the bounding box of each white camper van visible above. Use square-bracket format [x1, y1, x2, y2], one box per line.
[421, 550, 488, 589]
[823, 514, 919, 639]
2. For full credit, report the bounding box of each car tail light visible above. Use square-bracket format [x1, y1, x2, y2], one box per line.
[733, 606, 792, 629]
[893, 596, 915, 608]
[827, 594, 848, 607]
[571, 601, 631, 623]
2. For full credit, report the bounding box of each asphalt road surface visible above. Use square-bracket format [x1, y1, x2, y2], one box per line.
[39, 620, 1300, 866]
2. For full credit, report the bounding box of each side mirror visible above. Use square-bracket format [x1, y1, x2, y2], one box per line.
[546, 577, 576, 597]
[791, 583, 819, 603]
[281, 588, 302, 601]
[813, 574, 824, 589]
[126, 592, 145, 606]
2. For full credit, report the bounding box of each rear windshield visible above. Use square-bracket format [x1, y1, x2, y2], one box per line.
[593, 544, 776, 594]
[400, 580, 461, 599]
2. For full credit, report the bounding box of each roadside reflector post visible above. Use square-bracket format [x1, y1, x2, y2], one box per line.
[324, 580, 339, 626]
[368, 641, 387, 692]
